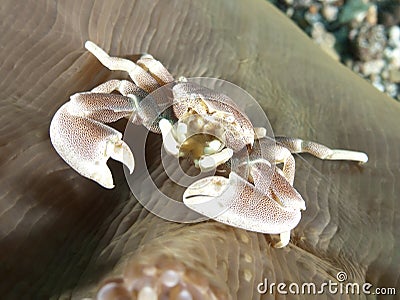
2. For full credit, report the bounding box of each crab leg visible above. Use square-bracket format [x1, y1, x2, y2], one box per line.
[248, 138, 296, 185]
[275, 231, 291, 249]
[66, 92, 137, 122]
[50, 91, 137, 188]
[85, 41, 160, 93]
[137, 54, 174, 85]
[248, 160, 305, 211]
[275, 136, 368, 163]
[90, 79, 147, 99]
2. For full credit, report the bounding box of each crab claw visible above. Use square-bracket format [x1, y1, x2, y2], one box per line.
[50, 102, 134, 188]
[183, 172, 303, 243]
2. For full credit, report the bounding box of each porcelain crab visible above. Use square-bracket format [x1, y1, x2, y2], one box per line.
[49, 41, 368, 247]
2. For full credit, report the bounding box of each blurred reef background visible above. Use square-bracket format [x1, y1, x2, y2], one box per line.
[269, 0, 400, 100]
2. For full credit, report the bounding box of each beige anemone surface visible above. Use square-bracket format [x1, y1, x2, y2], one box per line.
[0, 0, 399, 299]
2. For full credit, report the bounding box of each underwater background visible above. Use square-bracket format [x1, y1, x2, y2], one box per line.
[270, 0, 400, 100]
